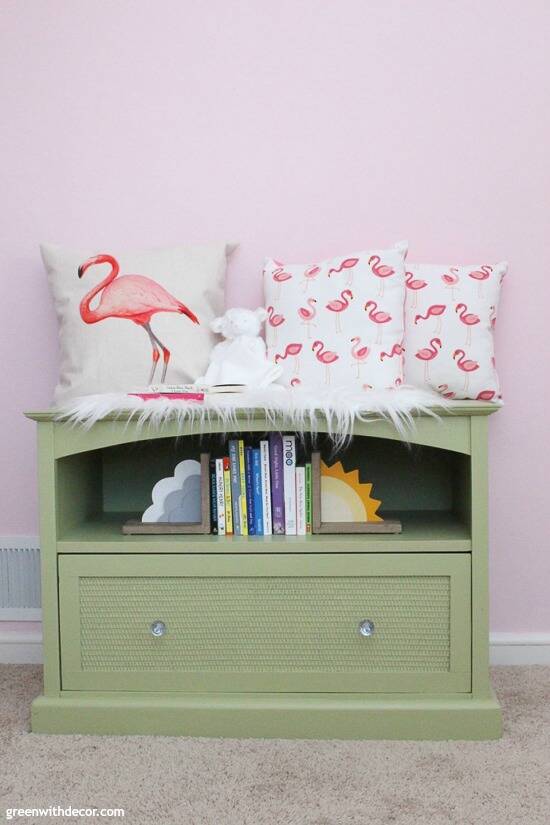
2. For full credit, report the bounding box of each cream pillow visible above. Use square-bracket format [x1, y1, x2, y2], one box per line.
[263, 242, 407, 390]
[42, 242, 235, 404]
[403, 261, 507, 400]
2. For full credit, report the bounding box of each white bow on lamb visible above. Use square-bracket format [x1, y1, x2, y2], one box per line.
[195, 307, 283, 389]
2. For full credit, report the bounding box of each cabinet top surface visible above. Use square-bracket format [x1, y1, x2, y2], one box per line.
[25, 401, 499, 423]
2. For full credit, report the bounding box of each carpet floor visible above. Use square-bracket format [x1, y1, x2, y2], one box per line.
[0, 666, 549, 825]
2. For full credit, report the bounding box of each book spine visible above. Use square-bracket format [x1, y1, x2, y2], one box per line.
[305, 462, 312, 534]
[296, 467, 306, 536]
[223, 457, 233, 535]
[269, 433, 285, 534]
[209, 459, 218, 534]
[215, 458, 226, 535]
[283, 434, 297, 535]
[244, 446, 256, 535]
[238, 440, 248, 536]
[252, 448, 264, 536]
[228, 440, 241, 535]
[260, 440, 273, 535]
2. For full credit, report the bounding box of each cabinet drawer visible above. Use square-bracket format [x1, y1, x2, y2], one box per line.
[59, 553, 471, 693]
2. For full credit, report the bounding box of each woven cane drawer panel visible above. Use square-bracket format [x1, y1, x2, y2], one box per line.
[78, 575, 451, 673]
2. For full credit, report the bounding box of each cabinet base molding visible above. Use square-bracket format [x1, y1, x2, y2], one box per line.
[31, 691, 502, 740]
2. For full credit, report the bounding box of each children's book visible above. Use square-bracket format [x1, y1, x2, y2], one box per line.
[305, 462, 312, 534]
[209, 459, 218, 534]
[215, 458, 226, 535]
[223, 457, 233, 535]
[244, 446, 256, 536]
[252, 448, 264, 536]
[260, 440, 273, 535]
[228, 440, 242, 535]
[296, 466, 306, 536]
[238, 440, 248, 536]
[282, 434, 297, 535]
[269, 433, 285, 534]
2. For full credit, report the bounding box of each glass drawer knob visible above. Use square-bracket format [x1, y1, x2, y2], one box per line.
[358, 619, 375, 637]
[150, 620, 166, 638]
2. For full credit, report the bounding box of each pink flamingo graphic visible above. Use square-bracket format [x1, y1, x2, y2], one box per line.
[489, 305, 497, 329]
[275, 342, 303, 374]
[364, 300, 392, 344]
[303, 264, 321, 292]
[297, 298, 317, 339]
[405, 271, 427, 308]
[438, 384, 456, 399]
[453, 349, 479, 394]
[476, 390, 496, 401]
[369, 255, 395, 297]
[414, 304, 447, 334]
[468, 265, 492, 297]
[266, 306, 285, 345]
[326, 289, 353, 333]
[312, 340, 339, 384]
[78, 254, 199, 384]
[272, 267, 292, 299]
[442, 267, 460, 300]
[290, 377, 302, 388]
[350, 336, 370, 378]
[327, 257, 359, 286]
[415, 338, 442, 382]
[455, 303, 480, 346]
[380, 342, 405, 361]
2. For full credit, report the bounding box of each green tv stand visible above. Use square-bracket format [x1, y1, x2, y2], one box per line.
[27, 403, 501, 739]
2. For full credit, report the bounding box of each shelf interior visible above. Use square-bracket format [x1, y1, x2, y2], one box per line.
[55, 433, 472, 552]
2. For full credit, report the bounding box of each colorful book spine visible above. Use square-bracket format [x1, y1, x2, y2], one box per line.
[269, 433, 285, 534]
[215, 458, 226, 535]
[296, 466, 306, 536]
[223, 457, 233, 535]
[283, 434, 297, 535]
[252, 448, 264, 536]
[238, 440, 248, 536]
[209, 459, 218, 534]
[305, 462, 312, 534]
[260, 440, 273, 535]
[228, 440, 241, 535]
[244, 446, 256, 536]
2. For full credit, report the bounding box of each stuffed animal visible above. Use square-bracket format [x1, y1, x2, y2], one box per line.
[195, 307, 283, 388]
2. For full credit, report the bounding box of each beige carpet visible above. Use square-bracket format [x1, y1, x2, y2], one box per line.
[1, 666, 549, 825]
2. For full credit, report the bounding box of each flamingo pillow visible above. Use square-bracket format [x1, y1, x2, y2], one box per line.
[403, 261, 507, 400]
[41, 242, 235, 404]
[263, 242, 408, 390]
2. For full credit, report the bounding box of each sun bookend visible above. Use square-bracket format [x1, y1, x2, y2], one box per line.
[26, 402, 501, 740]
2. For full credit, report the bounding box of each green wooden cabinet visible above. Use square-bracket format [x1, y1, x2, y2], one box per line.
[27, 403, 502, 739]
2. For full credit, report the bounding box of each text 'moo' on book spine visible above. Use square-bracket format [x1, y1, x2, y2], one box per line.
[283, 434, 297, 535]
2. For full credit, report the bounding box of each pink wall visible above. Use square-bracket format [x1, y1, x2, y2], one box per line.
[1, 1, 549, 631]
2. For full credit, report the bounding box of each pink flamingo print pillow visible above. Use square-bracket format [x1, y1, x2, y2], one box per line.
[403, 261, 507, 400]
[41, 242, 235, 404]
[263, 242, 408, 391]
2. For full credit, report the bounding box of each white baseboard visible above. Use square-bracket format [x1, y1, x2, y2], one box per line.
[0, 623, 43, 664]
[489, 633, 550, 665]
[1, 623, 549, 666]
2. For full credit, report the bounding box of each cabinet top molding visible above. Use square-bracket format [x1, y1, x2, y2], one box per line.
[25, 401, 499, 423]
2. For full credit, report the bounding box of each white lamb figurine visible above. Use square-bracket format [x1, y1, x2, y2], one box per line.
[195, 307, 282, 388]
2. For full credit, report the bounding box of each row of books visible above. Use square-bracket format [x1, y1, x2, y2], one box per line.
[210, 435, 313, 536]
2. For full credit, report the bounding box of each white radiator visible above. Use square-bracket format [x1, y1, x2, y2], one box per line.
[0, 538, 41, 619]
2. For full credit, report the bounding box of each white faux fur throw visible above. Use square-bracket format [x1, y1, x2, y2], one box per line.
[56, 386, 449, 448]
